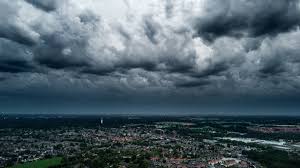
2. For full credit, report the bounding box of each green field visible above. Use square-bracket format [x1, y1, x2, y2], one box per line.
[9, 157, 62, 168]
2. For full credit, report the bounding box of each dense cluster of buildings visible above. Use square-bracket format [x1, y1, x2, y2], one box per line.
[0, 120, 269, 168]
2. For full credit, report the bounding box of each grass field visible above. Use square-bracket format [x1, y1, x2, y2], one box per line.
[9, 157, 63, 168]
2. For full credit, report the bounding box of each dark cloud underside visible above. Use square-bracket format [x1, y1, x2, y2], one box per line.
[25, 0, 59, 11]
[194, 0, 300, 41]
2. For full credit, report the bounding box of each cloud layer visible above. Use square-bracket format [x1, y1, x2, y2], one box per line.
[194, 0, 300, 41]
[1, 0, 300, 113]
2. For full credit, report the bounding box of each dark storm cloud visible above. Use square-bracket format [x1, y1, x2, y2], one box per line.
[194, 0, 300, 41]
[25, 0, 59, 11]
[166, 64, 193, 74]
[176, 79, 210, 88]
[80, 68, 114, 76]
[0, 60, 35, 73]
[0, 28, 37, 46]
[118, 61, 157, 72]
[0, 0, 300, 115]
[33, 37, 89, 69]
[0, 77, 6, 82]
[0, 38, 36, 73]
[259, 61, 285, 76]
[32, 10, 101, 70]
[79, 10, 101, 24]
[0, 0, 39, 46]
[192, 63, 228, 78]
[117, 26, 131, 41]
[165, 0, 174, 18]
[143, 16, 159, 44]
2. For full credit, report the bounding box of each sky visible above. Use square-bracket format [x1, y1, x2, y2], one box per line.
[0, 0, 300, 115]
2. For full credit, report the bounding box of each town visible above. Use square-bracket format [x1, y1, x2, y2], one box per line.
[0, 115, 300, 168]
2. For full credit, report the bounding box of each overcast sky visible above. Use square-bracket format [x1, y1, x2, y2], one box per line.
[1, 0, 300, 115]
